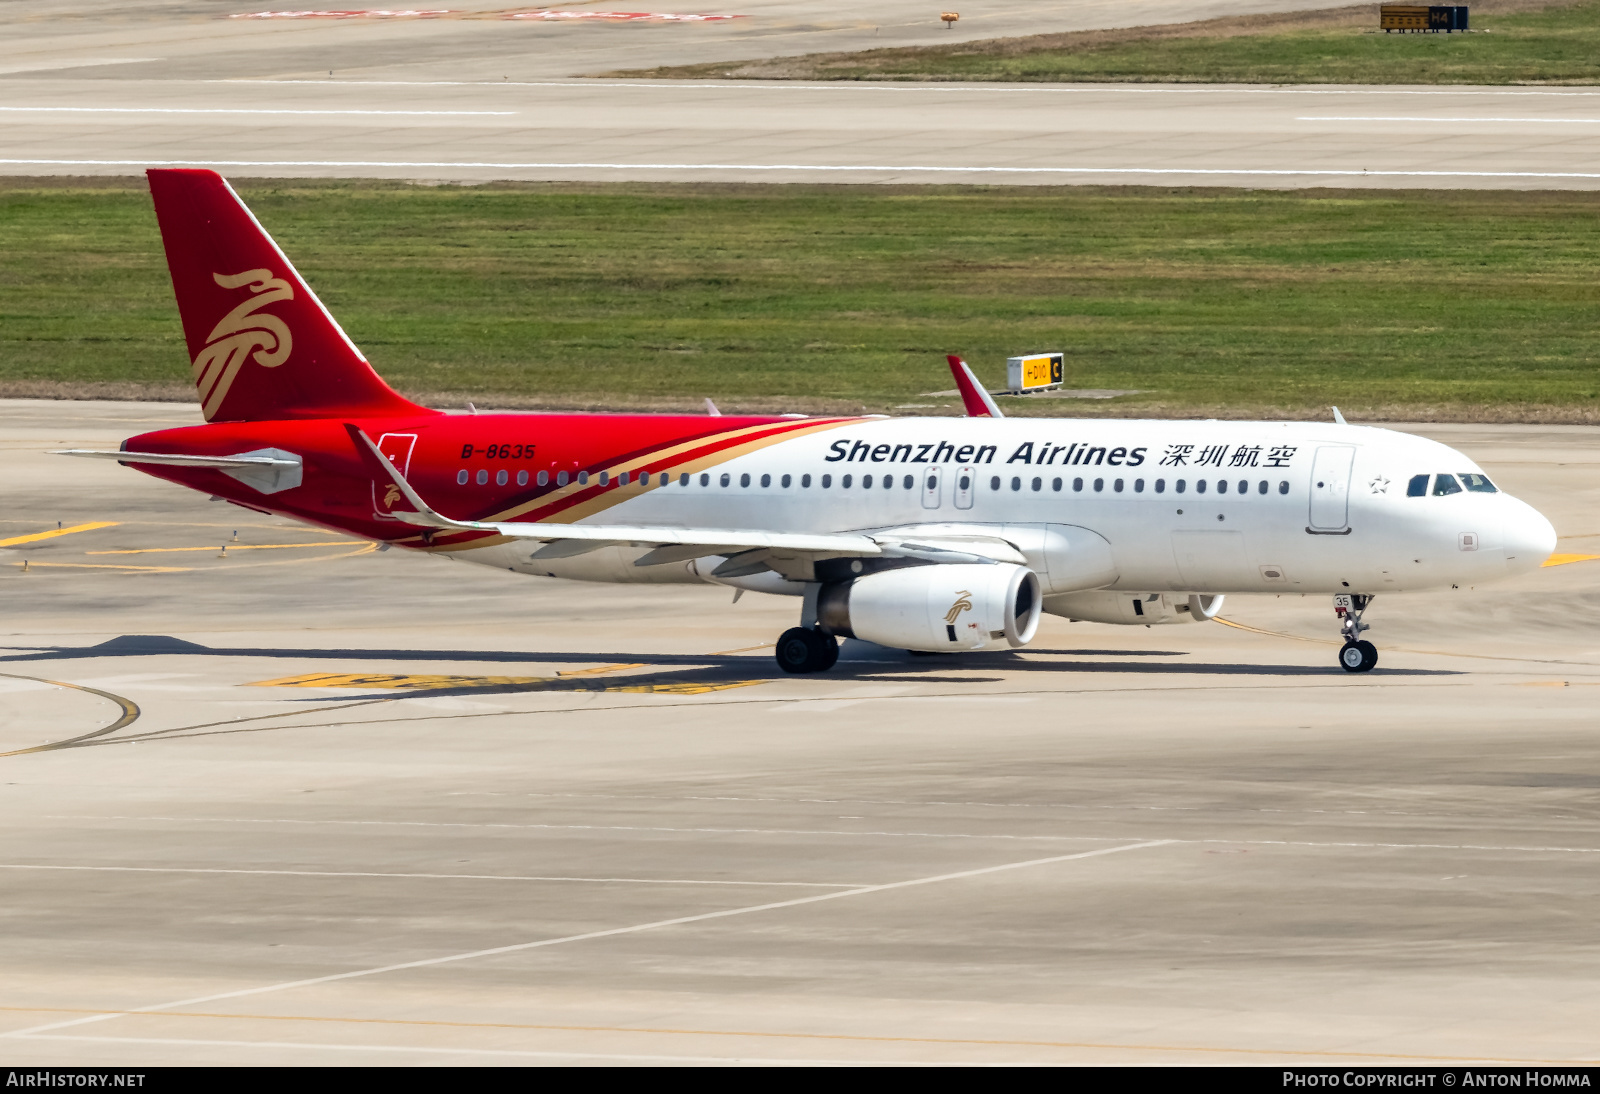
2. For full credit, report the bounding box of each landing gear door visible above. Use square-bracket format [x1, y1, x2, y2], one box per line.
[372, 432, 418, 519]
[953, 465, 976, 510]
[921, 465, 942, 510]
[1308, 445, 1356, 532]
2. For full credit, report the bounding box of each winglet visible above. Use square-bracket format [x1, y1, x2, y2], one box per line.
[1332, 406, 1348, 426]
[344, 423, 475, 532]
[946, 356, 1004, 418]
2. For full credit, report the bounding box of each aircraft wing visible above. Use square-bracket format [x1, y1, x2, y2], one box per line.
[346, 425, 883, 558]
[55, 449, 300, 470]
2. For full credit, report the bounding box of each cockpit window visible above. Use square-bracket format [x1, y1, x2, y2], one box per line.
[1406, 474, 1429, 497]
[1460, 472, 1498, 493]
[1433, 474, 1462, 496]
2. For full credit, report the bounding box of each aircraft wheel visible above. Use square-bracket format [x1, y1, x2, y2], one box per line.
[776, 628, 818, 674]
[814, 631, 839, 671]
[1339, 640, 1378, 673]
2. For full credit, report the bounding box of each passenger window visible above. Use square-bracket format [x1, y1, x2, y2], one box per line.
[1011, 477, 1022, 491]
[1237, 479, 1247, 495]
[456, 470, 468, 485]
[1052, 477, 1062, 492]
[1278, 480, 1289, 495]
[1031, 476, 1042, 491]
[991, 476, 1001, 491]
[801, 474, 811, 487]
[1155, 479, 1165, 494]
[740, 473, 751, 487]
[843, 474, 853, 488]
[782, 474, 792, 488]
[885, 475, 895, 490]
[1135, 479, 1144, 493]
[902, 475, 913, 489]
[1196, 479, 1207, 494]
[1257, 480, 1267, 495]
[759, 473, 770, 487]
[577, 471, 588, 486]
[496, 470, 508, 486]
[537, 470, 549, 486]
[679, 473, 689, 486]
[1433, 474, 1462, 496]
[1113, 478, 1124, 492]
[821, 474, 832, 488]
[517, 470, 528, 486]
[699, 473, 710, 486]
[1460, 473, 1498, 493]
[1176, 479, 1186, 494]
[598, 471, 609, 486]
[558, 471, 570, 486]
[1406, 474, 1428, 497]
[1073, 477, 1083, 492]
[1093, 478, 1104, 492]
[477, 470, 489, 485]
[720, 473, 730, 487]
[1216, 480, 1227, 495]
[863, 474, 874, 488]
[958, 474, 970, 491]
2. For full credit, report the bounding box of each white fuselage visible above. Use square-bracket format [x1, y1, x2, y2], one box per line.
[456, 417, 1556, 601]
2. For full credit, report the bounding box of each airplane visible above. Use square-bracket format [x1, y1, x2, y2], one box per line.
[59, 168, 1557, 676]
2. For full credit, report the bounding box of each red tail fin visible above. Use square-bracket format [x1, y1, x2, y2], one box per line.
[147, 168, 428, 423]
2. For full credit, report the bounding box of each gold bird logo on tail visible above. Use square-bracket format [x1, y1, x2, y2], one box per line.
[944, 590, 974, 624]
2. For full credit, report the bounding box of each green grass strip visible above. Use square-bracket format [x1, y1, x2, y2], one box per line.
[621, 0, 1600, 87]
[4, 178, 1600, 420]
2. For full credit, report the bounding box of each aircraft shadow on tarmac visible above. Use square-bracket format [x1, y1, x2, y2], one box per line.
[0, 635, 1461, 686]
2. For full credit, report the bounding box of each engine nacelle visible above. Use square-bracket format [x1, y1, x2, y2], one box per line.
[819, 562, 1042, 652]
[1044, 591, 1225, 625]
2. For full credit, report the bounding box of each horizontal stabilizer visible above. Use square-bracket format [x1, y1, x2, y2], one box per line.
[54, 449, 297, 469]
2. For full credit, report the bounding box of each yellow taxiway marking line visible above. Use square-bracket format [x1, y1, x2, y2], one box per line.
[1214, 617, 1328, 644]
[89, 541, 359, 555]
[711, 643, 772, 654]
[1542, 552, 1600, 567]
[245, 671, 762, 696]
[0, 521, 118, 548]
[555, 663, 646, 677]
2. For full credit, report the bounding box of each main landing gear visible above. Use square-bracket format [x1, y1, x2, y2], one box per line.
[776, 627, 839, 674]
[1335, 594, 1378, 673]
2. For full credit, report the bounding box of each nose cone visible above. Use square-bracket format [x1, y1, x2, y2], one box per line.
[1503, 497, 1557, 575]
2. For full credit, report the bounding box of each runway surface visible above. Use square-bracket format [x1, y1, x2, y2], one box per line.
[1, 399, 1597, 1065]
[7, 2, 1600, 188]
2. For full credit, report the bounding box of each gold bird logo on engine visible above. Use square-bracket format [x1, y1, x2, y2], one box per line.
[944, 590, 974, 624]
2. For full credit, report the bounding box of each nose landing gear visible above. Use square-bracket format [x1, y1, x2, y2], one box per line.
[1335, 594, 1378, 672]
[775, 627, 839, 674]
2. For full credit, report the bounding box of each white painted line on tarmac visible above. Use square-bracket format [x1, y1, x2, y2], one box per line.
[5, 159, 1600, 180]
[0, 107, 514, 116]
[213, 79, 1600, 97]
[1302, 115, 1600, 124]
[19, 1034, 894, 1066]
[0, 863, 851, 887]
[0, 840, 1170, 1039]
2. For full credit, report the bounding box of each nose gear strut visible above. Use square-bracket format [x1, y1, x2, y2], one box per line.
[1335, 594, 1377, 672]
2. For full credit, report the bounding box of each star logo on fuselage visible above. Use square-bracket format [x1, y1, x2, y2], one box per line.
[1369, 475, 1390, 494]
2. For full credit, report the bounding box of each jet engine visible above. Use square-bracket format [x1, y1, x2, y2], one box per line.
[1044, 591, 1225, 625]
[817, 562, 1041, 652]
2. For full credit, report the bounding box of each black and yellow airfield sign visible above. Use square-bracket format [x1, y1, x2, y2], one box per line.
[1006, 352, 1064, 394]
